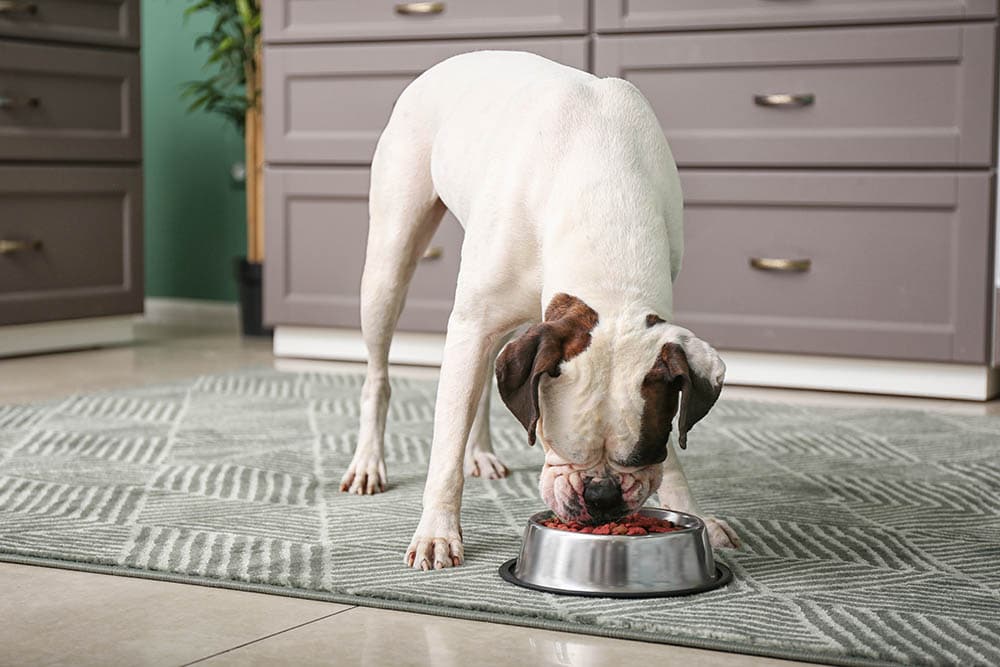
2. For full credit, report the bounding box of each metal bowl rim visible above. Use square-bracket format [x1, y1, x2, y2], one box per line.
[527, 507, 704, 539]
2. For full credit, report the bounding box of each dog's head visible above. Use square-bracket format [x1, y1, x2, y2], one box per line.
[496, 293, 725, 525]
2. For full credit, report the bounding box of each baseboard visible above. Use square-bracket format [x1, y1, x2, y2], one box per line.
[0, 316, 135, 358]
[274, 325, 445, 366]
[143, 298, 239, 332]
[721, 351, 998, 401]
[274, 325, 999, 401]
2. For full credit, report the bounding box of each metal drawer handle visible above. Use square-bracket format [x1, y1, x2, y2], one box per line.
[395, 2, 445, 15]
[0, 239, 43, 255]
[754, 93, 815, 108]
[750, 257, 811, 273]
[0, 95, 41, 110]
[421, 246, 443, 261]
[0, 1, 38, 15]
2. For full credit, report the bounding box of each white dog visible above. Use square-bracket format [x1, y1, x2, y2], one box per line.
[338, 51, 739, 570]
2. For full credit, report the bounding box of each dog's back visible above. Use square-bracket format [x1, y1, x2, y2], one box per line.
[378, 51, 681, 258]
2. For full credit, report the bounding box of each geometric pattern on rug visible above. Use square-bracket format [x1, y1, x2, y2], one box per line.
[1, 368, 998, 667]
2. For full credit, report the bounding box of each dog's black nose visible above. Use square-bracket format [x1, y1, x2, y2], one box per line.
[583, 478, 625, 518]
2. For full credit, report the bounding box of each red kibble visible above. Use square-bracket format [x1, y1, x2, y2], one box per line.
[541, 513, 680, 535]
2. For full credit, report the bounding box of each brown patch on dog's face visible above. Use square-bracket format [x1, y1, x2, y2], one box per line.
[645, 313, 666, 328]
[495, 294, 599, 445]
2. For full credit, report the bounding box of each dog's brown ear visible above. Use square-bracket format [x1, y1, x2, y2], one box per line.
[495, 326, 564, 445]
[654, 343, 723, 449]
[495, 294, 598, 445]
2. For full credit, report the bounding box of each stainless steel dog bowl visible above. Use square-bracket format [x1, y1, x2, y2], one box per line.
[499, 508, 732, 597]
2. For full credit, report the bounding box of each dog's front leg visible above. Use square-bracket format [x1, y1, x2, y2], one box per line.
[657, 439, 741, 549]
[405, 320, 499, 570]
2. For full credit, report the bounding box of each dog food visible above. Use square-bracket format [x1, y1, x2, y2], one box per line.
[541, 514, 681, 536]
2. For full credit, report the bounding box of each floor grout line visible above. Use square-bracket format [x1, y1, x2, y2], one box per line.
[179, 605, 358, 666]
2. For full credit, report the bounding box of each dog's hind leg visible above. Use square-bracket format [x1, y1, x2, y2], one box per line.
[340, 118, 446, 495]
[464, 335, 513, 480]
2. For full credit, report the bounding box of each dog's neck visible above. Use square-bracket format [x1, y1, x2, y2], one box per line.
[540, 193, 678, 322]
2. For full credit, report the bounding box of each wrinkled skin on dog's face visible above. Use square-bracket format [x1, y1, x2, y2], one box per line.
[496, 295, 725, 525]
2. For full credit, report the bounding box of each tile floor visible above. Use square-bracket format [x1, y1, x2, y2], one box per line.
[2, 324, 996, 666]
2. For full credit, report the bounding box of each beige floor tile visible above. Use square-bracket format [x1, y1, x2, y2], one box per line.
[0, 327, 273, 404]
[0, 563, 350, 667]
[197, 606, 824, 667]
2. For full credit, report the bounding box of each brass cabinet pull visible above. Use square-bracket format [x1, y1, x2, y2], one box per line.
[0, 95, 41, 110]
[0, 239, 43, 255]
[395, 2, 445, 15]
[754, 93, 815, 108]
[750, 257, 811, 273]
[421, 246, 443, 261]
[0, 1, 38, 15]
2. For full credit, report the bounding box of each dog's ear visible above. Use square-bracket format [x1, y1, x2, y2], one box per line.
[494, 325, 564, 445]
[650, 341, 724, 449]
[495, 294, 598, 445]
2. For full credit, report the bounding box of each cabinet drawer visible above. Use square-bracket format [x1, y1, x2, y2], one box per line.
[264, 37, 588, 164]
[595, 0, 997, 32]
[594, 24, 996, 167]
[263, 0, 586, 43]
[672, 171, 992, 363]
[0, 166, 143, 326]
[0, 0, 139, 48]
[264, 167, 460, 332]
[0, 40, 141, 162]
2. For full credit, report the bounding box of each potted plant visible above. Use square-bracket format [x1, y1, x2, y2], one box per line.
[181, 0, 268, 336]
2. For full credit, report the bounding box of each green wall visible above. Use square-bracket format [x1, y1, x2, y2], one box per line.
[142, 0, 246, 302]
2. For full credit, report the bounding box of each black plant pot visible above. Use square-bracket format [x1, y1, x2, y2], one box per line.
[234, 257, 272, 337]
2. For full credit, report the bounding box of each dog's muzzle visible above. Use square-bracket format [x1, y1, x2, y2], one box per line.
[539, 460, 661, 525]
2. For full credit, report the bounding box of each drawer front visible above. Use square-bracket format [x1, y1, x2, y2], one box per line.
[0, 0, 139, 48]
[264, 37, 588, 164]
[595, 0, 998, 32]
[672, 171, 992, 363]
[0, 166, 143, 326]
[0, 40, 141, 162]
[265, 167, 460, 332]
[263, 0, 586, 43]
[594, 24, 996, 167]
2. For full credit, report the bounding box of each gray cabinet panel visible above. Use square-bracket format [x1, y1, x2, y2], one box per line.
[0, 166, 143, 326]
[265, 167, 461, 332]
[595, 0, 998, 32]
[0, 0, 139, 48]
[263, 0, 586, 43]
[264, 37, 588, 164]
[672, 170, 992, 363]
[593, 24, 996, 167]
[0, 40, 142, 161]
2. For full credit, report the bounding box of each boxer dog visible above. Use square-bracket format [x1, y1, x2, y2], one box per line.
[338, 51, 739, 570]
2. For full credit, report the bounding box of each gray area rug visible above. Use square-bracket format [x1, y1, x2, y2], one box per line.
[1, 368, 998, 667]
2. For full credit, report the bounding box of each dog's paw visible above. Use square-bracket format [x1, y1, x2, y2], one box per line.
[339, 452, 387, 495]
[704, 516, 741, 549]
[464, 451, 509, 480]
[405, 510, 464, 570]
